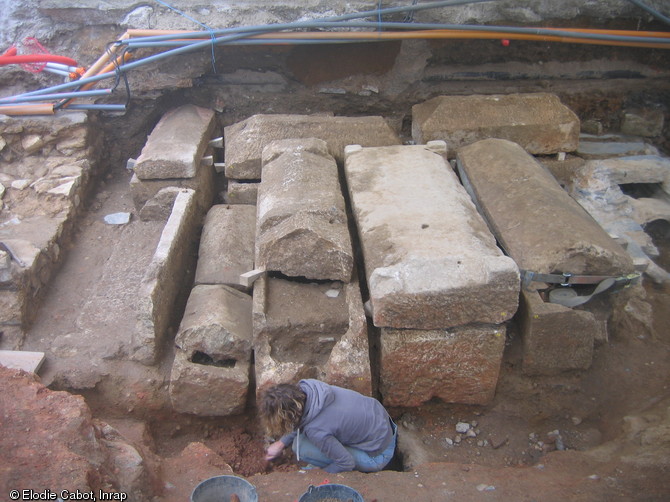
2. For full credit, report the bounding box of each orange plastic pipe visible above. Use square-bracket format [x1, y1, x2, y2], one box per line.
[59, 52, 132, 109]
[0, 103, 54, 115]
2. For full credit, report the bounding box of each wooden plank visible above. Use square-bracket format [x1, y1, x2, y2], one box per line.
[239, 268, 265, 288]
[0, 350, 46, 373]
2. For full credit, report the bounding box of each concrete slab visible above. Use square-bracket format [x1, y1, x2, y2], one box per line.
[223, 114, 400, 179]
[456, 138, 634, 276]
[379, 324, 506, 407]
[169, 348, 249, 417]
[517, 288, 597, 375]
[412, 93, 579, 156]
[134, 105, 217, 180]
[175, 284, 253, 363]
[256, 138, 354, 282]
[194, 205, 256, 291]
[344, 143, 519, 329]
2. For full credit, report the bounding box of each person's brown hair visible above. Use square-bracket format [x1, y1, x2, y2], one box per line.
[259, 383, 306, 437]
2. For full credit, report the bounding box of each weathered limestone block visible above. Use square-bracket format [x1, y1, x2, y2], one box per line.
[132, 189, 200, 365]
[194, 205, 256, 290]
[577, 136, 659, 159]
[175, 284, 252, 363]
[134, 105, 216, 180]
[457, 138, 634, 276]
[518, 288, 598, 375]
[380, 324, 506, 407]
[224, 114, 400, 179]
[621, 108, 665, 138]
[412, 93, 579, 156]
[344, 143, 519, 329]
[256, 138, 354, 282]
[225, 180, 259, 205]
[253, 274, 371, 398]
[574, 155, 670, 194]
[129, 161, 215, 216]
[138, 186, 181, 221]
[169, 348, 249, 416]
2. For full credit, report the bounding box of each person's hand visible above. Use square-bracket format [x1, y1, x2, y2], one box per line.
[265, 440, 285, 461]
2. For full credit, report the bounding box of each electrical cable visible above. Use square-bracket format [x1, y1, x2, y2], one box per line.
[2, 0, 670, 115]
[626, 0, 670, 26]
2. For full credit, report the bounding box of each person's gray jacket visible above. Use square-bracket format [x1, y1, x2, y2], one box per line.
[279, 379, 393, 473]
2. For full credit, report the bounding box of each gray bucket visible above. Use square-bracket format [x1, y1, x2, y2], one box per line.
[298, 483, 364, 502]
[190, 475, 258, 502]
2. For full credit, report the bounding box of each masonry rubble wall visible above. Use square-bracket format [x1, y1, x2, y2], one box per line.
[252, 274, 371, 398]
[195, 204, 256, 291]
[223, 114, 400, 180]
[344, 142, 519, 330]
[456, 138, 634, 276]
[0, 113, 95, 339]
[412, 93, 580, 156]
[256, 138, 354, 282]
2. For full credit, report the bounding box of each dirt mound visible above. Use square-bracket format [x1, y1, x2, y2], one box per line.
[0, 365, 153, 500]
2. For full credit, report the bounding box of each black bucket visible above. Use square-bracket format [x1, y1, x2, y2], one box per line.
[298, 483, 364, 502]
[190, 475, 258, 502]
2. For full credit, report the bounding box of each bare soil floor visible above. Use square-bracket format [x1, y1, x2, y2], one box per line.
[6, 163, 667, 501]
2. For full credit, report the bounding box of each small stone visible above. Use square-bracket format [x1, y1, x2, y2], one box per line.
[325, 289, 341, 298]
[477, 440, 484, 447]
[455, 422, 470, 433]
[588, 474, 600, 481]
[22, 134, 44, 154]
[454, 435, 462, 444]
[0, 183, 5, 199]
[466, 429, 477, 438]
[476, 484, 495, 492]
[471, 420, 478, 428]
[104, 212, 131, 225]
[12, 179, 32, 190]
[571, 416, 582, 425]
[445, 438, 453, 446]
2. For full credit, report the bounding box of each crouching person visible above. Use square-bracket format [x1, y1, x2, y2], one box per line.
[260, 379, 397, 473]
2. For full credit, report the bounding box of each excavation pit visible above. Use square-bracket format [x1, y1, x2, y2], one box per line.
[1, 2, 670, 500]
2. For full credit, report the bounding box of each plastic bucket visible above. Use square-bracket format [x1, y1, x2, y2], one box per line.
[298, 483, 364, 502]
[190, 475, 258, 502]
